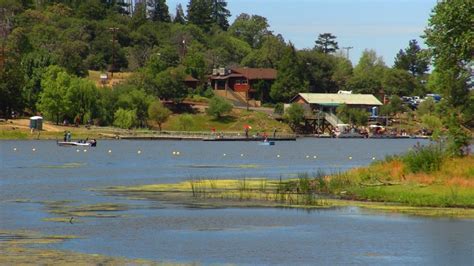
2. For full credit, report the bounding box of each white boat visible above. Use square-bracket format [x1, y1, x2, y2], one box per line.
[259, 141, 275, 146]
[57, 140, 96, 147]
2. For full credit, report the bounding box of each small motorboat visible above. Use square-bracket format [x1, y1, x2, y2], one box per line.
[259, 140, 275, 146]
[57, 140, 97, 147]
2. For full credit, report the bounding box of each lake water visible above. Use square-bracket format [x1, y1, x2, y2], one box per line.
[1, 139, 473, 265]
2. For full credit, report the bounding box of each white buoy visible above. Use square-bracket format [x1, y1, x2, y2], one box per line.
[32, 148, 36, 152]
[83, 149, 87, 153]
[223, 153, 226, 156]
[313, 155, 317, 159]
[348, 156, 352, 160]
[305, 155, 310, 159]
[372, 157, 376, 160]
[176, 151, 180, 155]
[108, 150, 112, 153]
[76, 149, 80, 152]
[13, 148, 17, 151]
[240, 154, 244, 157]
[277, 154, 280, 158]
[172, 151, 176, 155]
[137, 150, 141, 154]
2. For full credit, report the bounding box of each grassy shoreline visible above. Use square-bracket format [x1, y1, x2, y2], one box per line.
[103, 155, 474, 218]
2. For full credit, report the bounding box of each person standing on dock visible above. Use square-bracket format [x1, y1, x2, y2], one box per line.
[273, 128, 277, 138]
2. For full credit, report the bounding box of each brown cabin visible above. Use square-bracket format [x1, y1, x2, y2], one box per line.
[209, 67, 277, 100]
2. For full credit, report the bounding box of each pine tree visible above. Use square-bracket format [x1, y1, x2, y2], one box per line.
[211, 0, 230, 30]
[147, 0, 171, 22]
[187, 0, 213, 31]
[394, 39, 429, 77]
[314, 33, 338, 54]
[173, 3, 186, 24]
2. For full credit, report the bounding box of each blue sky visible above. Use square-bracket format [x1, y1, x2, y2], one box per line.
[166, 0, 437, 66]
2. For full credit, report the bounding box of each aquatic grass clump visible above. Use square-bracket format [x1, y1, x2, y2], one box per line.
[402, 143, 445, 173]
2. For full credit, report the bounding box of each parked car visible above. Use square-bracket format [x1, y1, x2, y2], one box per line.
[426, 93, 442, 102]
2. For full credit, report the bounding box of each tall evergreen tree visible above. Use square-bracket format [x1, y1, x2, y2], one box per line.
[173, 3, 186, 24]
[147, 0, 171, 22]
[314, 33, 338, 54]
[270, 44, 308, 102]
[187, 0, 213, 31]
[211, 0, 230, 30]
[394, 39, 429, 77]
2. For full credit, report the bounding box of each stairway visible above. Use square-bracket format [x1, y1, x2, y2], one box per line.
[323, 112, 345, 128]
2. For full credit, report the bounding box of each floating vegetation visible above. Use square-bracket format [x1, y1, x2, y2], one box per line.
[38, 162, 86, 169]
[179, 164, 260, 169]
[11, 199, 130, 222]
[0, 230, 160, 265]
[102, 174, 474, 218]
[45, 202, 129, 218]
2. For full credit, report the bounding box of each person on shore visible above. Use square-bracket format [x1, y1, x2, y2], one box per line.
[66, 131, 71, 142]
[63, 131, 67, 142]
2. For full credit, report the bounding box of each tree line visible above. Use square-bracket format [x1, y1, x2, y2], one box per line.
[0, 1, 471, 149]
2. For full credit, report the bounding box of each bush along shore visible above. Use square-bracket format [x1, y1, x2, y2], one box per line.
[104, 145, 474, 218]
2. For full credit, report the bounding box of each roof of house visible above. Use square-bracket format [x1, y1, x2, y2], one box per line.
[232, 68, 277, 80]
[294, 93, 383, 106]
[184, 75, 199, 82]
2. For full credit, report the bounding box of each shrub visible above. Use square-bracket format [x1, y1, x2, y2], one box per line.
[283, 103, 305, 129]
[403, 143, 445, 173]
[274, 103, 284, 115]
[178, 114, 194, 131]
[206, 96, 232, 119]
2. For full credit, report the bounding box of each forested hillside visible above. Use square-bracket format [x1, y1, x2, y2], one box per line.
[0, 0, 470, 138]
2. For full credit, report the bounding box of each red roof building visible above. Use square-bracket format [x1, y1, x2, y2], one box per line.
[210, 68, 277, 101]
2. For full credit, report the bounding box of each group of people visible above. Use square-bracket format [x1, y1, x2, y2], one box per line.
[63, 131, 72, 142]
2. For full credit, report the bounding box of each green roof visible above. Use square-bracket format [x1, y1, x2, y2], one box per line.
[294, 93, 383, 106]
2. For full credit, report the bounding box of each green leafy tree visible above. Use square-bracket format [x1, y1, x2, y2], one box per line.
[153, 67, 188, 103]
[383, 68, 419, 96]
[421, 114, 442, 140]
[37, 66, 72, 124]
[0, 61, 24, 118]
[241, 35, 286, 68]
[270, 44, 307, 102]
[147, 100, 171, 131]
[314, 33, 338, 54]
[299, 50, 337, 93]
[331, 55, 353, 91]
[394, 39, 430, 77]
[283, 103, 305, 131]
[66, 77, 99, 124]
[380, 96, 405, 116]
[78, 0, 106, 20]
[113, 108, 137, 129]
[348, 49, 387, 94]
[148, 0, 171, 22]
[211, 0, 231, 30]
[115, 85, 152, 127]
[206, 96, 232, 119]
[229, 13, 271, 48]
[336, 104, 369, 126]
[416, 97, 436, 117]
[424, 0, 473, 155]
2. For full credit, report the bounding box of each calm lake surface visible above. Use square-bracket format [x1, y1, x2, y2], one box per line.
[1, 139, 473, 265]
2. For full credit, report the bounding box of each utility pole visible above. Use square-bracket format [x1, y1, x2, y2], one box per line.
[342, 46, 353, 60]
[109, 27, 119, 78]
